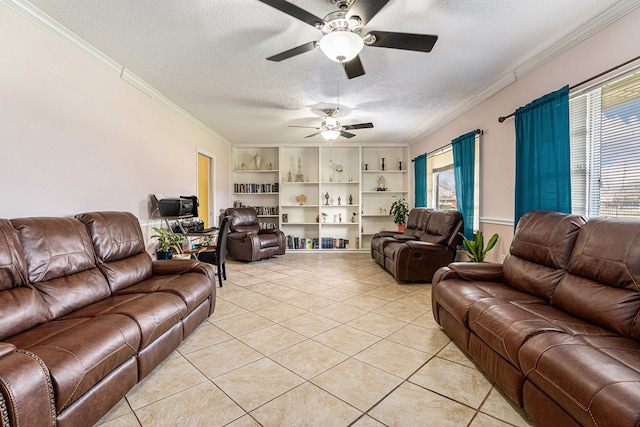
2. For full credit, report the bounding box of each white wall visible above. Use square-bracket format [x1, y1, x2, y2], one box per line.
[409, 7, 640, 261]
[0, 3, 232, 221]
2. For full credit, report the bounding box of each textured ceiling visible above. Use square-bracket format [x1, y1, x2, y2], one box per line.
[24, 0, 639, 146]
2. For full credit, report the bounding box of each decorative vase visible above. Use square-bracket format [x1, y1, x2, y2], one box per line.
[253, 152, 262, 170]
[156, 249, 173, 260]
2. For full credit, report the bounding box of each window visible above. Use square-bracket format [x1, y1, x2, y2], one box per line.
[425, 134, 480, 229]
[570, 69, 640, 218]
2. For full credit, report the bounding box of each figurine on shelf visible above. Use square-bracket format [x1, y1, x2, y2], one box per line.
[295, 194, 307, 206]
[295, 157, 304, 182]
[376, 175, 388, 191]
[268, 162, 273, 170]
[322, 213, 328, 223]
[348, 194, 353, 205]
[282, 213, 288, 223]
[398, 161, 403, 171]
[253, 152, 262, 170]
[351, 212, 357, 223]
[240, 162, 245, 171]
[381, 157, 386, 171]
[324, 192, 330, 206]
[287, 171, 293, 182]
[337, 196, 341, 206]
[363, 163, 368, 171]
[338, 213, 342, 223]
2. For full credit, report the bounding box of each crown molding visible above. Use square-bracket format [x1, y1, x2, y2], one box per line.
[409, 0, 640, 144]
[2, 0, 232, 145]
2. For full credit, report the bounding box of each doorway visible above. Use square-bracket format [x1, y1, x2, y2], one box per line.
[197, 152, 213, 228]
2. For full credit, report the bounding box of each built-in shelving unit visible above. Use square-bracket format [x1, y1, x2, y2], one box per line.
[231, 145, 408, 251]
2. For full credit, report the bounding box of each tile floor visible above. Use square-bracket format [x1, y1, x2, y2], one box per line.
[96, 253, 534, 427]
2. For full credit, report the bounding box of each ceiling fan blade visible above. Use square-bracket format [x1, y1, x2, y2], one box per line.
[305, 131, 323, 138]
[257, 0, 324, 27]
[344, 55, 365, 79]
[343, 122, 374, 130]
[267, 41, 317, 62]
[347, 0, 390, 25]
[289, 125, 321, 129]
[368, 31, 438, 52]
[340, 131, 357, 139]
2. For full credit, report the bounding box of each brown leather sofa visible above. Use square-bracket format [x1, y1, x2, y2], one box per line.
[223, 207, 286, 261]
[432, 210, 640, 427]
[371, 208, 463, 282]
[0, 211, 215, 427]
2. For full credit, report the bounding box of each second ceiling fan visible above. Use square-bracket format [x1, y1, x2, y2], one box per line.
[258, 0, 438, 79]
[290, 108, 373, 141]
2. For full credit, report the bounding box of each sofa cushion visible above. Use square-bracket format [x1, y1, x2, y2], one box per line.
[0, 218, 28, 290]
[7, 314, 140, 413]
[61, 292, 186, 349]
[76, 212, 152, 292]
[502, 211, 585, 300]
[11, 217, 111, 319]
[519, 332, 640, 427]
[420, 210, 461, 246]
[227, 207, 260, 233]
[552, 217, 640, 339]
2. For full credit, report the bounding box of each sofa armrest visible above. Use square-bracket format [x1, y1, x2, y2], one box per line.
[152, 259, 209, 276]
[258, 228, 279, 234]
[228, 232, 249, 240]
[0, 343, 15, 358]
[0, 349, 56, 427]
[392, 234, 419, 241]
[448, 262, 504, 282]
[406, 240, 450, 255]
[373, 231, 396, 239]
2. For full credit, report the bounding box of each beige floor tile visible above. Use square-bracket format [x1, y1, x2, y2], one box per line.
[311, 358, 402, 411]
[209, 299, 249, 321]
[286, 294, 336, 311]
[185, 339, 263, 379]
[313, 325, 381, 356]
[365, 285, 414, 301]
[238, 324, 306, 355]
[316, 287, 360, 302]
[354, 339, 430, 378]
[313, 302, 369, 323]
[228, 275, 266, 287]
[214, 358, 304, 412]
[343, 294, 390, 311]
[280, 312, 341, 337]
[411, 310, 442, 329]
[96, 412, 141, 427]
[396, 289, 432, 309]
[387, 324, 451, 354]
[254, 302, 308, 323]
[269, 339, 348, 379]
[178, 323, 232, 355]
[470, 412, 518, 427]
[369, 382, 476, 427]
[337, 281, 379, 294]
[250, 382, 362, 427]
[350, 415, 387, 427]
[374, 300, 427, 323]
[480, 387, 534, 426]
[213, 311, 274, 337]
[135, 382, 244, 427]
[359, 272, 397, 286]
[410, 357, 493, 409]
[95, 398, 133, 425]
[438, 341, 477, 369]
[347, 312, 407, 338]
[232, 293, 281, 311]
[224, 415, 262, 427]
[126, 357, 208, 410]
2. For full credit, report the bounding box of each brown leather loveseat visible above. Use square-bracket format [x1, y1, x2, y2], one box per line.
[223, 207, 286, 261]
[371, 208, 463, 281]
[432, 210, 640, 426]
[0, 211, 215, 427]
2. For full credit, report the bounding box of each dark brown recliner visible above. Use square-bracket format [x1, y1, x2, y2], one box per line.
[224, 207, 286, 261]
[371, 208, 463, 282]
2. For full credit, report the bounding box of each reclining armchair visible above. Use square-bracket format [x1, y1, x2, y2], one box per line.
[223, 207, 286, 261]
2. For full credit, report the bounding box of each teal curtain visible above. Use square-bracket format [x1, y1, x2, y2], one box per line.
[452, 131, 476, 239]
[414, 154, 427, 207]
[515, 86, 570, 226]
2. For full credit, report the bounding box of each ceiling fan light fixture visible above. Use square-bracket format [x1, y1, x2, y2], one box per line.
[321, 129, 341, 141]
[319, 31, 364, 63]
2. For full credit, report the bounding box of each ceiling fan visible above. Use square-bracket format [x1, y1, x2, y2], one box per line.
[289, 108, 373, 141]
[258, 0, 438, 79]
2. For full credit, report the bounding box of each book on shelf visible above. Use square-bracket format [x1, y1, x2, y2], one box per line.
[320, 237, 350, 249]
[286, 235, 320, 250]
[233, 182, 279, 193]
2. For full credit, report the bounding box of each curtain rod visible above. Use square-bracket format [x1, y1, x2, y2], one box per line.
[411, 129, 483, 162]
[498, 53, 640, 123]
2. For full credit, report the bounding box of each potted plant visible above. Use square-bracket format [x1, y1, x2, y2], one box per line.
[389, 196, 409, 232]
[457, 231, 499, 262]
[151, 227, 185, 260]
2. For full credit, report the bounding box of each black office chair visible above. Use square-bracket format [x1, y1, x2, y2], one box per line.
[199, 216, 230, 287]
